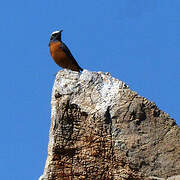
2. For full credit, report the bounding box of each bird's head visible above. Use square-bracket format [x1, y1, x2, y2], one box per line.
[49, 30, 63, 43]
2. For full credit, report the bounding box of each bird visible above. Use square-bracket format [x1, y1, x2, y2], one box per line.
[49, 30, 83, 72]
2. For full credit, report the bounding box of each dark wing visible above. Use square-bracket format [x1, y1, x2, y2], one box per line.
[60, 42, 83, 71]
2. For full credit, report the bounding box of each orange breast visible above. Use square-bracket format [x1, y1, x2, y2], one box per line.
[49, 41, 81, 72]
[49, 41, 71, 69]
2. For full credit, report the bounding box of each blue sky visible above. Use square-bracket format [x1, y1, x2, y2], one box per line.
[1, 1, 180, 179]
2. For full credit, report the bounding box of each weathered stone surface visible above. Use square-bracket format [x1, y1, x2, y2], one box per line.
[167, 175, 180, 180]
[40, 69, 180, 180]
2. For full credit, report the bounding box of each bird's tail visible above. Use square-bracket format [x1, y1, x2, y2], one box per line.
[79, 66, 83, 72]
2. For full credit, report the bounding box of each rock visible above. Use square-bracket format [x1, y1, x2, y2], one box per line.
[167, 175, 180, 180]
[40, 69, 180, 180]
[148, 176, 165, 180]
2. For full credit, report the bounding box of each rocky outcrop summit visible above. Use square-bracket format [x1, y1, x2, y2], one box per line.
[39, 70, 180, 180]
